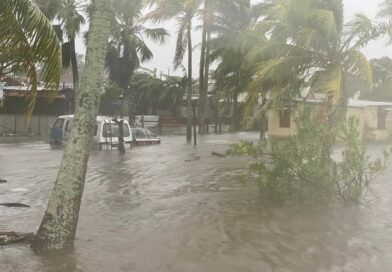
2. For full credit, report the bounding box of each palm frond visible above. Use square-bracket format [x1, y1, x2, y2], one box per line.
[0, 0, 61, 119]
[143, 27, 170, 45]
[314, 65, 343, 103]
[343, 49, 372, 84]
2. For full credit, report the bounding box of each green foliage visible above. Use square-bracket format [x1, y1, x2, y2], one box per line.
[337, 117, 391, 202]
[0, 0, 61, 117]
[229, 108, 391, 205]
[100, 71, 187, 116]
[129, 71, 187, 114]
[244, 0, 379, 117]
[106, 0, 169, 90]
[99, 81, 123, 115]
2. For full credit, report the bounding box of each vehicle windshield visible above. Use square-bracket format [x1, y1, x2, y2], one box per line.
[53, 118, 64, 129]
[102, 123, 130, 137]
[131, 128, 155, 138]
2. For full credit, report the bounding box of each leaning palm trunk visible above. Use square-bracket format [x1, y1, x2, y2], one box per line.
[186, 25, 193, 143]
[31, 0, 113, 251]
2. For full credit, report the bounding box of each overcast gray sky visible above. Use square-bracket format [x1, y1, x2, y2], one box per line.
[76, 0, 390, 77]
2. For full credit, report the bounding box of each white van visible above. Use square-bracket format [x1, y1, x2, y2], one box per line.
[50, 115, 133, 148]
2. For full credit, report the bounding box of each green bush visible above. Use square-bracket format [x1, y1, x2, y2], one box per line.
[228, 108, 391, 205]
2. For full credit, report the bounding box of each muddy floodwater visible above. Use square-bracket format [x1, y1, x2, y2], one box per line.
[1, 133, 392, 272]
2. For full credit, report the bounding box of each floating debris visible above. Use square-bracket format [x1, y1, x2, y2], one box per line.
[0, 232, 35, 246]
[0, 203, 31, 208]
[211, 151, 226, 158]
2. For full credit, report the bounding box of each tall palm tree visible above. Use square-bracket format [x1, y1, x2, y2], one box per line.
[31, 0, 114, 250]
[197, 0, 212, 134]
[0, 0, 61, 114]
[146, 0, 201, 142]
[209, 0, 260, 131]
[36, 0, 86, 90]
[106, 0, 168, 123]
[198, 0, 252, 133]
[57, 0, 86, 89]
[246, 0, 378, 118]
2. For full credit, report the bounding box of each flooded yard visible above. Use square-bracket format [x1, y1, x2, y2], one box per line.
[1, 133, 392, 272]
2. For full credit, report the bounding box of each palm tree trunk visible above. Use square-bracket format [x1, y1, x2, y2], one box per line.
[231, 73, 240, 132]
[203, 29, 211, 133]
[186, 24, 192, 143]
[31, 0, 113, 251]
[198, 0, 208, 135]
[70, 37, 79, 89]
[231, 91, 238, 132]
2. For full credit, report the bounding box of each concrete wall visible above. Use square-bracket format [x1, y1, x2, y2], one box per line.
[346, 107, 365, 134]
[0, 114, 57, 137]
[267, 110, 297, 138]
[268, 105, 392, 141]
[362, 107, 392, 141]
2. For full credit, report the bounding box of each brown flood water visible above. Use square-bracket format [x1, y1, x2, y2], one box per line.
[1, 133, 392, 272]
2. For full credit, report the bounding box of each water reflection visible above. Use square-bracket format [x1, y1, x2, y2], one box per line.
[1, 134, 392, 271]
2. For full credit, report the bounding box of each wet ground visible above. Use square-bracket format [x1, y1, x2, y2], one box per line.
[1, 133, 392, 272]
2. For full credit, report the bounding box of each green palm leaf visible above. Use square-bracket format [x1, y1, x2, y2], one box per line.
[0, 0, 61, 118]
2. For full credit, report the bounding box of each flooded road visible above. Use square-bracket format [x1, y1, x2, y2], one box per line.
[1, 133, 392, 272]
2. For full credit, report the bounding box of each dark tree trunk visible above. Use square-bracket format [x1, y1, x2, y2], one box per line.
[192, 102, 197, 146]
[70, 38, 79, 89]
[203, 30, 211, 133]
[186, 25, 193, 143]
[113, 118, 125, 154]
[259, 96, 267, 140]
[198, 0, 208, 135]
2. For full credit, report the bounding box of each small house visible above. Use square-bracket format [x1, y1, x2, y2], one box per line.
[267, 97, 392, 141]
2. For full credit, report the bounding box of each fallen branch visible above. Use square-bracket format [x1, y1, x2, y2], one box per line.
[211, 151, 226, 158]
[0, 232, 35, 246]
[0, 179, 7, 183]
[0, 203, 30, 208]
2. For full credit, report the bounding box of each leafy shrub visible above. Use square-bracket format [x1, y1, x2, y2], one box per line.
[228, 108, 391, 205]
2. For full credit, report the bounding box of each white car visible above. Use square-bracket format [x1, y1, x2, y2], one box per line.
[50, 115, 133, 148]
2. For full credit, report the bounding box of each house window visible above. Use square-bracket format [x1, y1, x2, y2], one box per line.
[280, 108, 291, 128]
[378, 108, 386, 130]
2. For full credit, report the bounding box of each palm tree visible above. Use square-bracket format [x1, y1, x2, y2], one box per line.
[0, 0, 61, 114]
[364, 57, 392, 101]
[246, 0, 378, 118]
[197, 0, 212, 134]
[57, 0, 86, 89]
[198, 0, 252, 133]
[31, 0, 114, 250]
[128, 71, 187, 115]
[106, 0, 168, 123]
[209, 0, 260, 131]
[36, 0, 86, 90]
[146, 0, 201, 142]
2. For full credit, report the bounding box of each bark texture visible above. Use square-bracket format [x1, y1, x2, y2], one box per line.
[186, 24, 193, 143]
[198, 1, 207, 135]
[198, 0, 211, 135]
[70, 38, 79, 89]
[31, 0, 113, 251]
